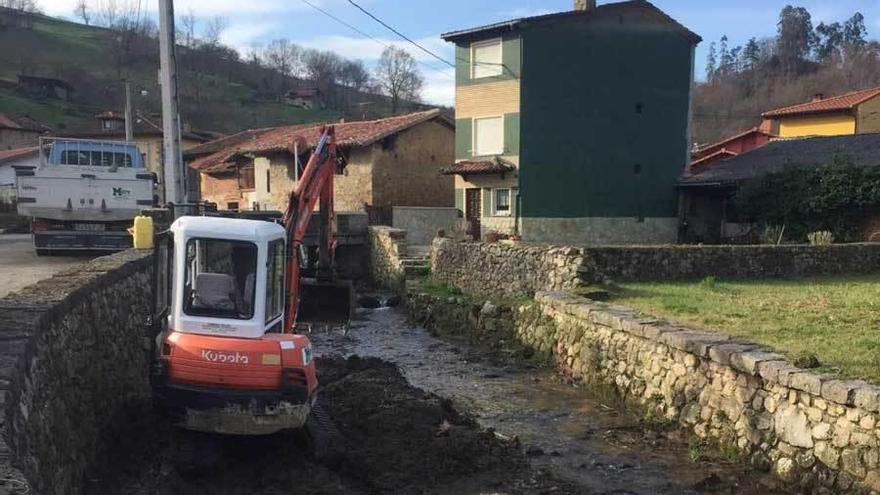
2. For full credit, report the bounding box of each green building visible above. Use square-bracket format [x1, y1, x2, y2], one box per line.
[440, 0, 700, 244]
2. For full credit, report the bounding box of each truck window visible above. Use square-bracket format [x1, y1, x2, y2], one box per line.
[59, 150, 133, 167]
[184, 239, 257, 320]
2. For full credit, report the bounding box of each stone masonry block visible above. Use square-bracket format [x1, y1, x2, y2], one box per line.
[789, 372, 825, 396]
[730, 351, 785, 375]
[757, 360, 799, 384]
[708, 343, 759, 367]
[821, 380, 868, 407]
[659, 330, 727, 354]
[854, 385, 880, 413]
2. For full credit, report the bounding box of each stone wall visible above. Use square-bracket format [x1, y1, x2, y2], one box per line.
[431, 239, 880, 295]
[431, 237, 585, 297]
[370, 226, 407, 290]
[578, 243, 880, 283]
[1, 250, 153, 495]
[408, 289, 880, 493]
[392, 207, 459, 246]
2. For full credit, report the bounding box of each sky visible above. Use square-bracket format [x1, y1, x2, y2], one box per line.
[36, 0, 880, 107]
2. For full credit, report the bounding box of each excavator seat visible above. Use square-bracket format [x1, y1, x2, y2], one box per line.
[297, 277, 354, 327]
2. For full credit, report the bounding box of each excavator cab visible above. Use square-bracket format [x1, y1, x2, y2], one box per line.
[151, 216, 319, 435]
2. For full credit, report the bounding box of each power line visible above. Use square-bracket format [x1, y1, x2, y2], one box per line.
[298, 0, 455, 80]
[346, 0, 455, 68]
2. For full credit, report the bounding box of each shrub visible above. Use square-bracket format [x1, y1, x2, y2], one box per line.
[760, 225, 785, 245]
[807, 230, 834, 245]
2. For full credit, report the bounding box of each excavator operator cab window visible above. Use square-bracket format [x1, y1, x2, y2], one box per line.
[183, 238, 257, 320]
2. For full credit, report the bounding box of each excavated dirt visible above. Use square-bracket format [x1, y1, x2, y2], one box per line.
[87, 356, 576, 495]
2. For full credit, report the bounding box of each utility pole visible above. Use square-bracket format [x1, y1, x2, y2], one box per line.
[123, 79, 133, 141]
[158, 0, 186, 216]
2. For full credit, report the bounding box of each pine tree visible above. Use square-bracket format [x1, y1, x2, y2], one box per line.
[743, 37, 761, 70]
[719, 35, 732, 76]
[706, 42, 717, 81]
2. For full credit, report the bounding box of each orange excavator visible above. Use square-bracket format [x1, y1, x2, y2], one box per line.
[150, 126, 351, 436]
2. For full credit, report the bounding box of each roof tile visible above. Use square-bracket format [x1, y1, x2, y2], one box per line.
[762, 86, 880, 118]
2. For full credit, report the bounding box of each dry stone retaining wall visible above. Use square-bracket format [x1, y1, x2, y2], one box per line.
[406, 287, 880, 493]
[431, 238, 585, 298]
[0, 250, 153, 495]
[369, 226, 407, 290]
[431, 239, 880, 296]
[525, 291, 880, 494]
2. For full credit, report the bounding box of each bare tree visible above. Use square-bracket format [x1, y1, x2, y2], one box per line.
[1, 0, 39, 28]
[374, 46, 423, 113]
[202, 15, 227, 48]
[263, 39, 301, 92]
[95, 0, 119, 27]
[179, 8, 197, 50]
[74, 0, 91, 25]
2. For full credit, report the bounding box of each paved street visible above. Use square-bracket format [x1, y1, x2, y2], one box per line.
[0, 234, 93, 299]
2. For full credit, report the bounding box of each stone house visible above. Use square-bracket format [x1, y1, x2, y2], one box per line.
[63, 111, 216, 202]
[762, 86, 880, 138]
[0, 113, 49, 150]
[440, 0, 700, 244]
[186, 109, 454, 215]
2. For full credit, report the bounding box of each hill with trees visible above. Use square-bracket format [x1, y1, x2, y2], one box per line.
[0, 1, 433, 135]
[694, 6, 880, 145]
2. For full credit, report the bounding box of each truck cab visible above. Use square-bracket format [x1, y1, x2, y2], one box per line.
[151, 216, 317, 435]
[15, 137, 154, 253]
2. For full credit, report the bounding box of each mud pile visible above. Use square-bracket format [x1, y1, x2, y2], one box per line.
[88, 356, 575, 494]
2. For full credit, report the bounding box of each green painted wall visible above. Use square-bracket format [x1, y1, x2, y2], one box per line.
[518, 16, 694, 219]
[454, 188, 464, 212]
[455, 35, 522, 86]
[455, 118, 473, 160]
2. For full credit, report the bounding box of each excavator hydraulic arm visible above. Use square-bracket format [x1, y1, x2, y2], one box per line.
[282, 126, 352, 332]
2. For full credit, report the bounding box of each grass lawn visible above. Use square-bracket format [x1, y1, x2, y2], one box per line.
[610, 275, 880, 383]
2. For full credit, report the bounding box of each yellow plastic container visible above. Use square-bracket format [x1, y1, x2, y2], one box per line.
[129, 215, 154, 249]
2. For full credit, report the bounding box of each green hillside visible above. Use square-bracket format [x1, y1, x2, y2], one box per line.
[0, 10, 342, 134]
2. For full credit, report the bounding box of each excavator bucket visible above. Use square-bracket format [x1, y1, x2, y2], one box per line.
[297, 277, 354, 327]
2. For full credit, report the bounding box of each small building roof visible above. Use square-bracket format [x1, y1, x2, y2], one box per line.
[441, 0, 700, 44]
[441, 159, 515, 176]
[0, 146, 38, 165]
[0, 113, 50, 132]
[762, 86, 880, 118]
[690, 149, 738, 169]
[693, 126, 774, 157]
[190, 109, 452, 174]
[286, 88, 321, 98]
[680, 133, 880, 187]
[17, 74, 74, 90]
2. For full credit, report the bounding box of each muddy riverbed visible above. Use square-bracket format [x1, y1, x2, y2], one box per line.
[89, 304, 792, 495]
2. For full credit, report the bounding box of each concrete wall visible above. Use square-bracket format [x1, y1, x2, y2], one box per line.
[392, 207, 459, 246]
[408, 290, 880, 493]
[2, 250, 153, 495]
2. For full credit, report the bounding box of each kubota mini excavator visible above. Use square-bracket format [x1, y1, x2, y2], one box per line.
[150, 126, 352, 436]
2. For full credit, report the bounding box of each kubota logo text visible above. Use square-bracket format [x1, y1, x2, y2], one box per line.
[201, 349, 249, 365]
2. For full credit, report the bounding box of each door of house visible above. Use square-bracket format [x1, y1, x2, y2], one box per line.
[465, 188, 481, 240]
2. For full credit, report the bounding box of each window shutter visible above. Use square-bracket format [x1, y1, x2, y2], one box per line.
[482, 188, 491, 217]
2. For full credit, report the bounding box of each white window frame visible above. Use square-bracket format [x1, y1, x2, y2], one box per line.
[471, 38, 503, 79]
[493, 188, 512, 216]
[472, 115, 505, 157]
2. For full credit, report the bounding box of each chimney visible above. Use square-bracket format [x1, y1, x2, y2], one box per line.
[574, 0, 596, 11]
[812, 93, 825, 102]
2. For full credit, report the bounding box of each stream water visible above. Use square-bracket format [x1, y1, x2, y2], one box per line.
[309, 305, 790, 495]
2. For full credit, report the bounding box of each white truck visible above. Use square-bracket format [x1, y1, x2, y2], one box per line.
[15, 137, 155, 254]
